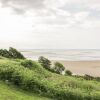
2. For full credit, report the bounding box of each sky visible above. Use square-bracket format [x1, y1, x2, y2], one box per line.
[0, 0, 100, 49]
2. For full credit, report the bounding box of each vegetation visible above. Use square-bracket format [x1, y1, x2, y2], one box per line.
[65, 70, 72, 76]
[9, 47, 25, 59]
[38, 56, 51, 70]
[38, 57, 66, 74]
[0, 48, 100, 100]
[74, 74, 100, 82]
[0, 47, 25, 59]
[53, 62, 65, 74]
[21, 60, 33, 69]
[0, 81, 52, 100]
[0, 57, 100, 100]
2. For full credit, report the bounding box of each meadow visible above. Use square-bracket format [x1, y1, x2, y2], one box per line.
[0, 57, 100, 100]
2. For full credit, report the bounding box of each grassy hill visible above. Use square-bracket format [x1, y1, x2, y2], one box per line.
[0, 57, 100, 100]
[0, 81, 52, 100]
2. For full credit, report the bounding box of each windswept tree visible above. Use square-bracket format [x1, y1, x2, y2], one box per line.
[53, 62, 65, 74]
[0, 49, 11, 58]
[0, 47, 25, 59]
[9, 47, 25, 59]
[38, 56, 51, 69]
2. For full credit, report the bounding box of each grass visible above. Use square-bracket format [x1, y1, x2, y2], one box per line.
[0, 57, 100, 100]
[0, 81, 52, 100]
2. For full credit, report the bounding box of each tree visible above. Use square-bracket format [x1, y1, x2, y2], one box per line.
[9, 47, 25, 59]
[38, 56, 51, 69]
[65, 70, 72, 76]
[0, 49, 11, 58]
[53, 62, 65, 74]
[0, 47, 25, 59]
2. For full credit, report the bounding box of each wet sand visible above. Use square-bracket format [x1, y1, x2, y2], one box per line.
[52, 60, 100, 77]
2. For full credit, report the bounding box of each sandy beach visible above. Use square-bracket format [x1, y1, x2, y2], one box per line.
[52, 60, 100, 77]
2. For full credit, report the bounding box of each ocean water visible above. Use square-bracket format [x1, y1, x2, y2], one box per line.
[21, 49, 100, 61]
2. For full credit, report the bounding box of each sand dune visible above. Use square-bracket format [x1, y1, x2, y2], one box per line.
[52, 61, 100, 77]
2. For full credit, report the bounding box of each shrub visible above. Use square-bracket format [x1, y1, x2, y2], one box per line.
[84, 74, 94, 80]
[21, 60, 33, 69]
[11, 72, 23, 86]
[74, 75, 100, 82]
[53, 62, 65, 74]
[38, 56, 51, 70]
[65, 70, 72, 76]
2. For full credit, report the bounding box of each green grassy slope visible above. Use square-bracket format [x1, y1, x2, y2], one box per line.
[0, 57, 100, 100]
[0, 81, 52, 100]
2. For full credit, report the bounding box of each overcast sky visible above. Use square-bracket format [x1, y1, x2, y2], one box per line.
[0, 0, 100, 49]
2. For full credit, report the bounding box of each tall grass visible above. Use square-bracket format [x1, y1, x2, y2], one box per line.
[0, 58, 100, 100]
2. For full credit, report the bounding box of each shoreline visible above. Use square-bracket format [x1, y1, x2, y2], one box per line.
[52, 60, 100, 77]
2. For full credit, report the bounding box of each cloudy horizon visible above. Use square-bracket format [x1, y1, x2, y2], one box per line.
[0, 0, 100, 49]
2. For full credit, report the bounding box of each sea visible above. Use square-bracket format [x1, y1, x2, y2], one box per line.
[21, 49, 100, 61]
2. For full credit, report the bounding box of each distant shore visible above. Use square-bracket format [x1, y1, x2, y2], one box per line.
[52, 60, 100, 77]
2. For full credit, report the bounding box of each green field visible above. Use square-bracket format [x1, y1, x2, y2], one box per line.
[0, 57, 100, 100]
[0, 81, 52, 100]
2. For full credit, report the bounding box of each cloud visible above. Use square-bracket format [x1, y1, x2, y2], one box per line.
[0, 0, 99, 27]
[0, 0, 100, 49]
[0, 0, 45, 14]
[0, 0, 100, 13]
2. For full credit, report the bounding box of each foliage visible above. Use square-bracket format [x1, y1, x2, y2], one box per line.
[84, 74, 94, 80]
[0, 47, 25, 59]
[0, 49, 11, 58]
[0, 81, 52, 100]
[9, 47, 25, 59]
[65, 70, 72, 76]
[0, 58, 100, 100]
[53, 62, 65, 74]
[74, 75, 100, 82]
[21, 60, 33, 69]
[38, 56, 51, 70]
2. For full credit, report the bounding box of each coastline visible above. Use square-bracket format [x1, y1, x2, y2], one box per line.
[52, 60, 100, 77]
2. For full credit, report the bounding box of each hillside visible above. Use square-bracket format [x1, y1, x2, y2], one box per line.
[0, 57, 100, 100]
[0, 81, 52, 100]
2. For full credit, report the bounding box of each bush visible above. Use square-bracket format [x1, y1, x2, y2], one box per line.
[65, 70, 72, 76]
[21, 60, 33, 69]
[84, 74, 94, 80]
[38, 56, 51, 70]
[53, 62, 65, 74]
[74, 75, 100, 82]
[11, 72, 23, 86]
